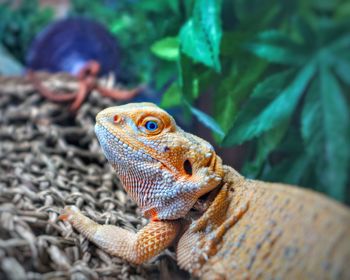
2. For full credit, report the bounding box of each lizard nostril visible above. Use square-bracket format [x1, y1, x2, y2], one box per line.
[183, 160, 192, 176]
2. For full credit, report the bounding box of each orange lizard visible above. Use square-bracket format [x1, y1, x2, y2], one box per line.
[60, 103, 350, 279]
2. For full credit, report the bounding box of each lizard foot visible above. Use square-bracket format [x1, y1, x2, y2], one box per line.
[59, 205, 80, 221]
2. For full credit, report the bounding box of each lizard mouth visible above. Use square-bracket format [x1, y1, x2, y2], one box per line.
[192, 183, 222, 213]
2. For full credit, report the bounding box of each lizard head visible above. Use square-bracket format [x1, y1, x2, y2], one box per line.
[95, 102, 223, 220]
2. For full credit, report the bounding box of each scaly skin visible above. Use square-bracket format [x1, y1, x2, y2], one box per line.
[60, 103, 350, 279]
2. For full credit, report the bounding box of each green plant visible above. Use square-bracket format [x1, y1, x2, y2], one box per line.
[152, 0, 350, 203]
[2, 0, 349, 202]
[71, 0, 185, 84]
[0, 0, 53, 63]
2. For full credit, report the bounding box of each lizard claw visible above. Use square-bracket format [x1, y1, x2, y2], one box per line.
[59, 205, 80, 221]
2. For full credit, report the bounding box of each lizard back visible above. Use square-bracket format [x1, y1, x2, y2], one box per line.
[177, 165, 350, 279]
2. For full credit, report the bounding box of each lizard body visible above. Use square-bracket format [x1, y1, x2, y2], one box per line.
[60, 103, 350, 279]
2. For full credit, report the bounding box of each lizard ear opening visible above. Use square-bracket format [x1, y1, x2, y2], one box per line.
[183, 160, 193, 175]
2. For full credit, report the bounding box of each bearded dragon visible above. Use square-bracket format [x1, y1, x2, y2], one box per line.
[60, 103, 350, 279]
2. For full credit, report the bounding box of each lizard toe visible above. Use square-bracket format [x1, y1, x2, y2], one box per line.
[59, 205, 80, 221]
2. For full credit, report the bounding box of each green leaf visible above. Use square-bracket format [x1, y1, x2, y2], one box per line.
[179, 0, 222, 72]
[295, 16, 316, 47]
[336, 2, 350, 19]
[222, 66, 314, 146]
[301, 79, 322, 158]
[110, 15, 133, 34]
[302, 67, 350, 200]
[333, 57, 350, 86]
[186, 102, 225, 138]
[220, 31, 248, 57]
[151, 37, 179, 61]
[230, 59, 268, 101]
[214, 87, 236, 133]
[178, 53, 196, 101]
[245, 41, 306, 65]
[243, 121, 289, 177]
[264, 154, 312, 185]
[257, 30, 299, 48]
[329, 31, 350, 52]
[160, 82, 182, 109]
[319, 67, 350, 199]
[213, 58, 267, 142]
[165, 0, 180, 14]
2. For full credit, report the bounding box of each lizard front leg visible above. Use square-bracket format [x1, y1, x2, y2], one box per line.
[59, 206, 180, 264]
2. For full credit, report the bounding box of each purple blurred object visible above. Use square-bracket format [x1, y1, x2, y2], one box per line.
[26, 17, 120, 76]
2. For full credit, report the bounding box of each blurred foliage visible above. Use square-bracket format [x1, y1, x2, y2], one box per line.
[71, 0, 184, 84]
[0, 0, 53, 63]
[154, 0, 350, 203]
[0, 0, 349, 203]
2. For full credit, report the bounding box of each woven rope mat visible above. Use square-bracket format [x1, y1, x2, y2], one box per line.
[0, 76, 187, 280]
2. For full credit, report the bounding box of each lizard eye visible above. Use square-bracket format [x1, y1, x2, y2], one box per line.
[145, 121, 158, 131]
[139, 117, 163, 135]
